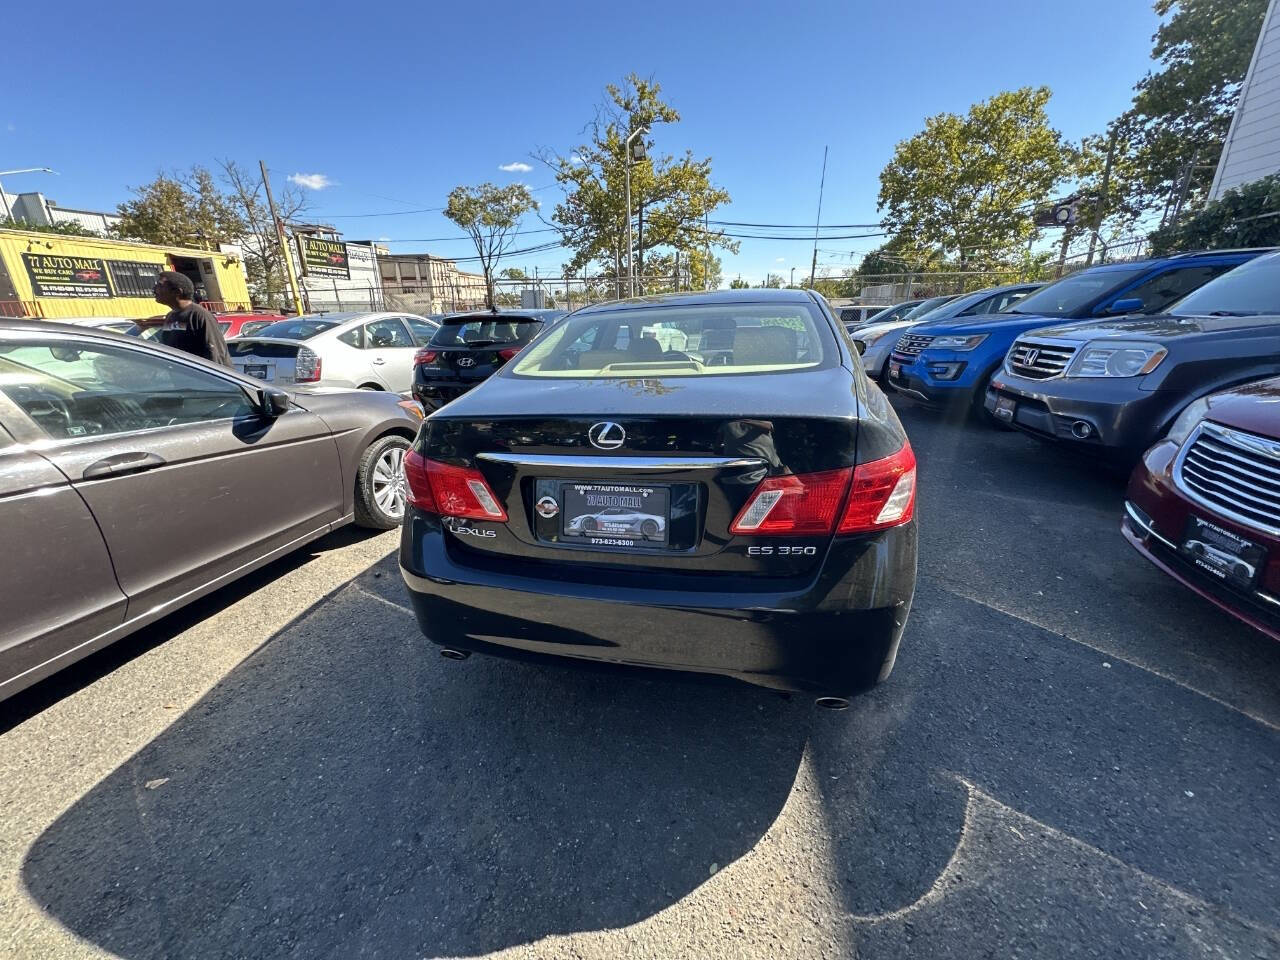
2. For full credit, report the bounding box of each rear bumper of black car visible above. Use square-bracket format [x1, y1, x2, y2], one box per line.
[398, 510, 917, 696]
[412, 381, 473, 410]
[985, 373, 1175, 459]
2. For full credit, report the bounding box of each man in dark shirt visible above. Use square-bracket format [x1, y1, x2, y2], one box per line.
[143, 271, 232, 367]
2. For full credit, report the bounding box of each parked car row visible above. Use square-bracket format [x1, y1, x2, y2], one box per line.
[0, 318, 424, 701]
[876, 249, 1280, 644]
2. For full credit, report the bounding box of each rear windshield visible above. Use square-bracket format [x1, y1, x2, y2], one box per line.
[1008, 266, 1146, 317]
[1169, 253, 1280, 317]
[250, 319, 338, 340]
[430, 318, 542, 347]
[511, 302, 829, 378]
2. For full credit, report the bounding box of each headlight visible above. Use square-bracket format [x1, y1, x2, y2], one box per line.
[1165, 396, 1211, 446]
[928, 334, 988, 351]
[855, 328, 895, 347]
[1067, 340, 1167, 378]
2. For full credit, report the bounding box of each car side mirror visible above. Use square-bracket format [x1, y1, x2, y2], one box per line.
[1106, 297, 1144, 315]
[256, 387, 291, 418]
[853, 340, 867, 355]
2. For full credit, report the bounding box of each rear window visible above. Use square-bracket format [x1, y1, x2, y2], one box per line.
[430, 318, 542, 347]
[238, 321, 272, 337]
[250, 319, 338, 340]
[511, 302, 829, 378]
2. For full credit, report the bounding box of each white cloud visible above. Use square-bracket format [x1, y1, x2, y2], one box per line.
[5, 123, 14, 133]
[570, 154, 585, 165]
[499, 161, 533, 173]
[775, 257, 786, 263]
[376, 236, 391, 242]
[287, 172, 333, 190]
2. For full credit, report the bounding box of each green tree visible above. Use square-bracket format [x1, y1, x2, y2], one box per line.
[687, 248, 722, 290]
[542, 74, 737, 291]
[0, 216, 100, 237]
[763, 273, 784, 288]
[114, 167, 245, 248]
[444, 182, 536, 310]
[499, 267, 527, 280]
[1149, 173, 1280, 254]
[1118, 0, 1269, 216]
[878, 87, 1072, 268]
[728, 277, 749, 289]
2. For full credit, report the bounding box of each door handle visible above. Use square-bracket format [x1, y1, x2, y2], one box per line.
[82, 452, 167, 480]
[371, 357, 386, 365]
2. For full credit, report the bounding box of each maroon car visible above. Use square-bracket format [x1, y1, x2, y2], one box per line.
[1124, 376, 1280, 640]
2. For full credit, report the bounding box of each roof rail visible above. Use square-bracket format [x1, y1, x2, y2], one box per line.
[1168, 246, 1279, 258]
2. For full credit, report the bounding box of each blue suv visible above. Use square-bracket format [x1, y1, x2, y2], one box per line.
[886, 250, 1270, 417]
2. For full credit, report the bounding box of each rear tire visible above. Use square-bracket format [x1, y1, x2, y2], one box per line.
[354, 435, 410, 529]
[641, 519, 660, 539]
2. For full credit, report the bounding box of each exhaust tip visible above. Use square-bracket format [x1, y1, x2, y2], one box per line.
[815, 696, 850, 711]
[1070, 420, 1093, 439]
[439, 648, 470, 661]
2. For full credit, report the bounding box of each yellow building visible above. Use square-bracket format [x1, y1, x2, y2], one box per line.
[0, 227, 252, 320]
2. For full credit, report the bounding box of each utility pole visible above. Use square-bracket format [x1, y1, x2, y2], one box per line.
[703, 211, 711, 290]
[809, 146, 828, 289]
[1085, 131, 1117, 267]
[260, 161, 304, 316]
[1168, 148, 1203, 227]
[790, 266, 796, 288]
[624, 125, 649, 297]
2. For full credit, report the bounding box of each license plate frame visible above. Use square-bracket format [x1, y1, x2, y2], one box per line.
[993, 395, 1017, 421]
[889, 361, 903, 380]
[560, 481, 672, 549]
[243, 364, 270, 381]
[1181, 514, 1267, 588]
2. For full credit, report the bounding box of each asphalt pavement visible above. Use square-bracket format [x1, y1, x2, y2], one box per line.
[1, 396, 1278, 959]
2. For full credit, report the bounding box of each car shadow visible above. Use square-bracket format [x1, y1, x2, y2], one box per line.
[21, 553, 814, 958]
[0, 524, 388, 735]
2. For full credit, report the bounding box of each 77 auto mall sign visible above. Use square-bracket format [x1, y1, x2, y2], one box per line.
[23, 253, 112, 298]
[297, 236, 350, 279]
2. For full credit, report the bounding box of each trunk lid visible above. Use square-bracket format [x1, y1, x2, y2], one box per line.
[227, 337, 303, 385]
[419, 368, 862, 581]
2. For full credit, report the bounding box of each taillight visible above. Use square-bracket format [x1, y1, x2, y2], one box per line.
[295, 347, 322, 383]
[728, 442, 917, 537]
[838, 443, 916, 532]
[729, 468, 852, 535]
[497, 347, 520, 362]
[414, 349, 438, 367]
[403, 450, 508, 521]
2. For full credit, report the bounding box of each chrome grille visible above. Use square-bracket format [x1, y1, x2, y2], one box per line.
[1006, 339, 1077, 380]
[1175, 422, 1280, 536]
[892, 333, 934, 359]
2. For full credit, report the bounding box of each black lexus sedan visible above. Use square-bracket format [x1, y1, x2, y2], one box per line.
[411, 309, 565, 410]
[986, 251, 1280, 463]
[398, 289, 918, 705]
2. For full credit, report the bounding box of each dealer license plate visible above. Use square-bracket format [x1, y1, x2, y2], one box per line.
[243, 364, 270, 381]
[1182, 515, 1267, 588]
[561, 482, 671, 548]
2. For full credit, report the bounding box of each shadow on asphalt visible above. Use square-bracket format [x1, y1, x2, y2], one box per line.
[16, 400, 1280, 958]
[18, 552, 823, 958]
[0, 525, 386, 736]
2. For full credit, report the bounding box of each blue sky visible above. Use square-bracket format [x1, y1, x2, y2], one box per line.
[5, 0, 1160, 285]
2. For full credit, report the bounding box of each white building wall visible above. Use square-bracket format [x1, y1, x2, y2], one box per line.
[1211, 0, 1280, 199]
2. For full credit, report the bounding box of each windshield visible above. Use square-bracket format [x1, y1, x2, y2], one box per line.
[1169, 254, 1280, 316]
[430, 318, 542, 347]
[250, 319, 339, 340]
[512, 302, 829, 378]
[1009, 266, 1146, 317]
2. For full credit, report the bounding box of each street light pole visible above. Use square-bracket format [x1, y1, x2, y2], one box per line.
[624, 126, 649, 298]
[790, 267, 796, 288]
[0, 167, 56, 223]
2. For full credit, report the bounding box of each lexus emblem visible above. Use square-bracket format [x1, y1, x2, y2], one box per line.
[535, 495, 559, 519]
[588, 421, 626, 450]
[1023, 348, 1040, 366]
[457, 356, 476, 368]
